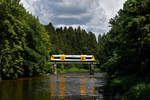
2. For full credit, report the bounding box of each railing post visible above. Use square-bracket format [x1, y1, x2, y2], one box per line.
[90, 64, 94, 75]
[53, 63, 57, 75]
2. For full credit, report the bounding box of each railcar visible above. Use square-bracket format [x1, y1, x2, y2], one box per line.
[50, 55, 96, 62]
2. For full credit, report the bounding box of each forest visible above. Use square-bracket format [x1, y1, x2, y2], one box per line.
[0, 0, 97, 79]
[45, 23, 97, 55]
[0, 0, 51, 79]
[0, 0, 150, 99]
[97, 0, 150, 99]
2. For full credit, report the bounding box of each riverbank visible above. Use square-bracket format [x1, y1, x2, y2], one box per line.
[57, 67, 101, 73]
[103, 75, 150, 100]
[0, 67, 101, 80]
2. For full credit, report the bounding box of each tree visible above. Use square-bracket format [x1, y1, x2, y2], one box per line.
[97, 0, 150, 99]
[0, 0, 52, 79]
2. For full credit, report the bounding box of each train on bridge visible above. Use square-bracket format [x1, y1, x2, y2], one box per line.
[49, 55, 97, 75]
[50, 55, 96, 62]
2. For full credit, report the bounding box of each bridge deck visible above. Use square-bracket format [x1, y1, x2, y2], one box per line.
[49, 61, 99, 64]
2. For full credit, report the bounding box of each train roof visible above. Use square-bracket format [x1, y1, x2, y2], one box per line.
[51, 55, 94, 57]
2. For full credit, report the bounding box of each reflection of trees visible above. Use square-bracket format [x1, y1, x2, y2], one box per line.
[0, 80, 23, 100]
[91, 78, 95, 95]
[0, 78, 50, 100]
[50, 76, 54, 100]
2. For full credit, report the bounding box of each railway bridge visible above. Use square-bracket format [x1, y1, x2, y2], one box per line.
[49, 55, 99, 75]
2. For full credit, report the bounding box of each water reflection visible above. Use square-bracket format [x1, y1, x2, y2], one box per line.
[91, 77, 95, 95]
[80, 76, 86, 99]
[50, 76, 54, 100]
[59, 76, 65, 100]
[48, 74, 102, 100]
[0, 73, 106, 100]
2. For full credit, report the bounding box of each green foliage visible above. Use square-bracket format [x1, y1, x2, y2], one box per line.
[45, 24, 98, 71]
[97, 0, 150, 99]
[94, 67, 101, 72]
[45, 25, 97, 56]
[0, 0, 98, 79]
[123, 83, 150, 100]
[101, 52, 121, 76]
[0, 0, 52, 79]
[0, 1, 27, 79]
[58, 66, 89, 73]
[98, 0, 150, 79]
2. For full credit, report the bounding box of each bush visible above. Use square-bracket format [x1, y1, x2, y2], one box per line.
[123, 83, 150, 100]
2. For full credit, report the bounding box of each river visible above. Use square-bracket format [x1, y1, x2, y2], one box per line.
[0, 73, 107, 100]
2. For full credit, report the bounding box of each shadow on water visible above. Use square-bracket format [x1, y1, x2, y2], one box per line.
[0, 73, 108, 100]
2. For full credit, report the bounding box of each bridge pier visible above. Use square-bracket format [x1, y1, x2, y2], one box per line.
[53, 64, 57, 74]
[90, 64, 94, 75]
[51, 62, 96, 75]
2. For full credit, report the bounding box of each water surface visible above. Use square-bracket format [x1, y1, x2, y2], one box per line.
[0, 73, 106, 100]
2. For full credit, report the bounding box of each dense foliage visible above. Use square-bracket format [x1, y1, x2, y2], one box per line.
[0, 0, 51, 79]
[0, 0, 98, 79]
[45, 23, 98, 71]
[45, 23, 97, 55]
[97, 0, 150, 99]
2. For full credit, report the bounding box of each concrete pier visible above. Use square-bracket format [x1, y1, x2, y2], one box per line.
[53, 64, 57, 75]
[90, 64, 94, 75]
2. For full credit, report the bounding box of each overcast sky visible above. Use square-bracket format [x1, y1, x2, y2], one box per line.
[20, 0, 127, 37]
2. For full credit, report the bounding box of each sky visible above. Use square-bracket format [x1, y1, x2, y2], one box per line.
[20, 0, 127, 37]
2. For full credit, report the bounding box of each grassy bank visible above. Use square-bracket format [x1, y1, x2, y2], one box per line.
[57, 67, 101, 73]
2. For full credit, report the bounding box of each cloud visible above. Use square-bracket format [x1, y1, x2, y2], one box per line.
[20, 0, 127, 36]
[99, 0, 126, 19]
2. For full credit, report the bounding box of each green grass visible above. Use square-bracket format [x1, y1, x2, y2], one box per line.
[57, 67, 101, 73]
[94, 67, 101, 72]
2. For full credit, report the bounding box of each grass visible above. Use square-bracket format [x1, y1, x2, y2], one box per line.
[57, 66, 101, 73]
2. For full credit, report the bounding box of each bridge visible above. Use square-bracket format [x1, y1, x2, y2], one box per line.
[49, 55, 99, 75]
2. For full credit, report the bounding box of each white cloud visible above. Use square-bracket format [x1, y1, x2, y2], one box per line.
[20, 0, 127, 36]
[57, 0, 94, 9]
[56, 13, 91, 20]
[99, 0, 126, 19]
[20, 0, 38, 14]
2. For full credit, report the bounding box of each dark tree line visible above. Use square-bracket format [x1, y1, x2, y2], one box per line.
[97, 0, 150, 99]
[45, 23, 97, 56]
